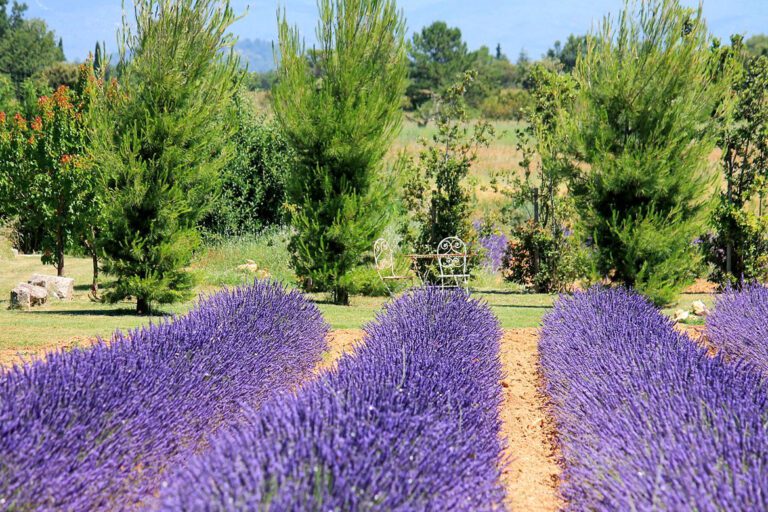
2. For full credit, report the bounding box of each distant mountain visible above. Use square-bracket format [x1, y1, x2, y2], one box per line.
[235, 38, 276, 72]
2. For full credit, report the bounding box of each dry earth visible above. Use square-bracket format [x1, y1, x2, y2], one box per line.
[0, 335, 98, 369]
[499, 329, 562, 511]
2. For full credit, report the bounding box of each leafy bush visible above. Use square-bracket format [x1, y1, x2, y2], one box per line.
[502, 221, 586, 292]
[0, 282, 329, 510]
[339, 264, 398, 297]
[159, 288, 505, 509]
[701, 200, 768, 286]
[201, 93, 293, 237]
[540, 287, 768, 509]
[479, 87, 531, 120]
[707, 283, 768, 376]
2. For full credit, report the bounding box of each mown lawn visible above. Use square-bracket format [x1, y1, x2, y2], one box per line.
[0, 243, 716, 362]
[1, 252, 553, 355]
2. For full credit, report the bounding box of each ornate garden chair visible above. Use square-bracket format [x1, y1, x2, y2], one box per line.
[373, 238, 413, 297]
[437, 236, 470, 291]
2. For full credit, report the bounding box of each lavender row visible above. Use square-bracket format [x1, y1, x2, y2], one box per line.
[158, 288, 506, 511]
[540, 287, 768, 510]
[707, 283, 768, 375]
[0, 281, 329, 511]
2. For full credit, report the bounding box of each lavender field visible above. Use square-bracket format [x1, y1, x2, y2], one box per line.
[2, 282, 768, 510]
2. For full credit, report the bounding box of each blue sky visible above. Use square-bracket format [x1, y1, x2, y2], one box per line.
[26, 0, 768, 63]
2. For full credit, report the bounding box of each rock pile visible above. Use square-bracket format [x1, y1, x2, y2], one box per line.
[10, 274, 74, 310]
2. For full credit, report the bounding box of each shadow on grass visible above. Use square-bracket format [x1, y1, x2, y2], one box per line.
[24, 308, 173, 318]
[490, 304, 553, 310]
[472, 289, 536, 296]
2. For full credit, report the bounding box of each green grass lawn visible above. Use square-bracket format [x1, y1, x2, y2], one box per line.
[0, 250, 554, 358]
[0, 243, 718, 363]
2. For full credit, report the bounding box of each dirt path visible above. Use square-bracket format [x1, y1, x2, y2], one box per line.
[316, 329, 364, 374]
[499, 328, 562, 511]
[0, 330, 366, 372]
[0, 336, 98, 369]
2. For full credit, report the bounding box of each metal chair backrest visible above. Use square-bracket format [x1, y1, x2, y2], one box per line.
[374, 238, 395, 277]
[437, 236, 468, 289]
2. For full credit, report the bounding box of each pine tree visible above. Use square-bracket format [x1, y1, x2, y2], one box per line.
[93, 0, 241, 314]
[273, 0, 407, 305]
[93, 41, 102, 74]
[567, 0, 727, 305]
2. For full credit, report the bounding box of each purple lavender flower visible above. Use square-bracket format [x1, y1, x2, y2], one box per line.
[0, 281, 329, 510]
[158, 288, 506, 511]
[707, 283, 768, 376]
[540, 287, 768, 510]
[478, 232, 508, 273]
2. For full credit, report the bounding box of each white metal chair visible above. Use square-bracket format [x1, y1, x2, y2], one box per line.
[373, 238, 413, 296]
[437, 236, 470, 291]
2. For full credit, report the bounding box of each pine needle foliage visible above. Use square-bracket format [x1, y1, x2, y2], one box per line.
[93, 0, 241, 314]
[567, 0, 726, 305]
[273, 0, 408, 305]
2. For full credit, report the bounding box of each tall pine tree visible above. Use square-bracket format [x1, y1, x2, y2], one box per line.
[273, 0, 408, 305]
[567, 0, 727, 305]
[94, 0, 241, 314]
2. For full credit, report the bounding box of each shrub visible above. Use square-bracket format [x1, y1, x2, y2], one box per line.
[707, 283, 768, 376]
[159, 288, 505, 510]
[502, 221, 586, 292]
[701, 202, 768, 286]
[566, 0, 726, 305]
[200, 93, 294, 237]
[0, 282, 329, 510]
[340, 264, 401, 297]
[540, 287, 768, 509]
[480, 87, 531, 120]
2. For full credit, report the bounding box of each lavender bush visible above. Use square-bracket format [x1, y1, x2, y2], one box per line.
[479, 232, 508, 273]
[540, 287, 768, 510]
[159, 288, 506, 510]
[707, 283, 768, 375]
[0, 281, 329, 511]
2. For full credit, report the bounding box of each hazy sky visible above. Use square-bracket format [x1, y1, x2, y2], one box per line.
[25, 0, 768, 63]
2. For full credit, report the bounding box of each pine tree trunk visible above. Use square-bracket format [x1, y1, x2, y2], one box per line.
[137, 297, 150, 315]
[333, 286, 350, 306]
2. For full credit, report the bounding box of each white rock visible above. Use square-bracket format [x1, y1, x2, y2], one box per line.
[28, 274, 74, 300]
[10, 248, 18, 257]
[10, 283, 48, 310]
[691, 300, 709, 317]
[237, 263, 259, 273]
[673, 309, 690, 323]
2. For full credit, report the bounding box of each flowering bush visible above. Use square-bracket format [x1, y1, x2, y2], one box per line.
[159, 288, 506, 510]
[0, 281, 329, 510]
[474, 221, 508, 273]
[708, 283, 768, 375]
[0, 62, 103, 272]
[540, 287, 768, 509]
